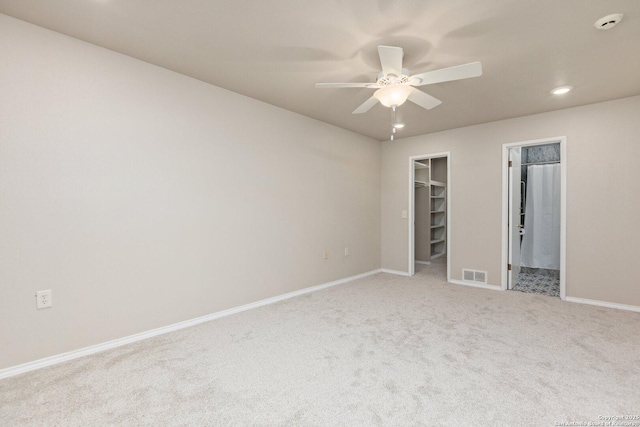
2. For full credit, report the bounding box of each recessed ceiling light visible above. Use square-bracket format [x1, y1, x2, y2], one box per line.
[595, 13, 624, 30]
[393, 123, 405, 129]
[551, 86, 572, 95]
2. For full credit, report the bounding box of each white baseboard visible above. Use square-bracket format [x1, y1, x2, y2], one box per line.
[0, 269, 382, 380]
[415, 260, 431, 265]
[449, 279, 502, 291]
[380, 268, 411, 276]
[565, 296, 640, 313]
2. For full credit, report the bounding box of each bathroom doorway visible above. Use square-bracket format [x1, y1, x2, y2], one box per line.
[502, 137, 566, 299]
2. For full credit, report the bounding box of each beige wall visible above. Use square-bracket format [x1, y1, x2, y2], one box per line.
[431, 157, 447, 183]
[0, 15, 381, 369]
[382, 95, 640, 306]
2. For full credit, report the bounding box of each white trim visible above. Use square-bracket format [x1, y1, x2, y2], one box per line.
[415, 260, 431, 265]
[501, 147, 509, 290]
[380, 268, 411, 276]
[408, 157, 415, 275]
[447, 156, 451, 283]
[449, 279, 502, 291]
[559, 140, 567, 300]
[408, 152, 451, 280]
[565, 297, 640, 313]
[0, 269, 382, 380]
[501, 136, 567, 299]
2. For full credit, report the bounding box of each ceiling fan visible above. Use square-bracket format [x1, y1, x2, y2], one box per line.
[315, 45, 482, 114]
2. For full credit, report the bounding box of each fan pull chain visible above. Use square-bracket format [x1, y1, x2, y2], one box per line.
[390, 105, 397, 140]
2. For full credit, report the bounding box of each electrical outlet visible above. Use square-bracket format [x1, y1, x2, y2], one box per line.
[324, 250, 329, 259]
[36, 290, 53, 309]
[344, 247, 349, 256]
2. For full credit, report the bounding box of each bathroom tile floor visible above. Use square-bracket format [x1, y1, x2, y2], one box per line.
[512, 268, 560, 297]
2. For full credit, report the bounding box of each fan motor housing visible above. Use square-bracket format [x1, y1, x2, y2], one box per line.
[377, 69, 411, 86]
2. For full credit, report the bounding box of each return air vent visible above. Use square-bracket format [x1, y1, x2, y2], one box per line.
[462, 269, 488, 284]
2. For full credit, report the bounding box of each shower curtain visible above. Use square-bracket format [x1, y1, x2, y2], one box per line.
[521, 164, 560, 270]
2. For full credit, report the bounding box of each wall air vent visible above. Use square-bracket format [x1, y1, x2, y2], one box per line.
[462, 269, 488, 284]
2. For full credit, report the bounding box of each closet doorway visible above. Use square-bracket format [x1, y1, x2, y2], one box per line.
[408, 153, 450, 280]
[501, 137, 566, 299]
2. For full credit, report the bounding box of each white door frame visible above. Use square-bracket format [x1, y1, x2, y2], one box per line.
[408, 151, 451, 281]
[501, 136, 567, 299]
[508, 147, 522, 289]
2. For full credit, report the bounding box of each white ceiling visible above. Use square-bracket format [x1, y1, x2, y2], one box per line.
[2, 0, 640, 141]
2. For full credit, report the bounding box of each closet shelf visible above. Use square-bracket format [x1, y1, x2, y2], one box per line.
[414, 162, 429, 169]
[431, 196, 445, 199]
[430, 238, 445, 244]
[414, 180, 427, 187]
[431, 224, 445, 229]
[431, 210, 445, 214]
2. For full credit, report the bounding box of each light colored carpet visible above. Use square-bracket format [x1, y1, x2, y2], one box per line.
[2, 259, 639, 426]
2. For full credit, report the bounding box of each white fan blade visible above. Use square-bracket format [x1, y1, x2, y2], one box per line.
[378, 45, 403, 77]
[315, 82, 380, 89]
[352, 96, 379, 114]
[407, 88, 442, 110]
[409, 61, 482, 86]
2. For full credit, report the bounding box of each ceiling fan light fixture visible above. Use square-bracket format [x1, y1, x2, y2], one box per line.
[551, 86, 572, 95]
[316, 46, 482, 118]
[393, 123, 405, 129]
[374, 85, 412, 108]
